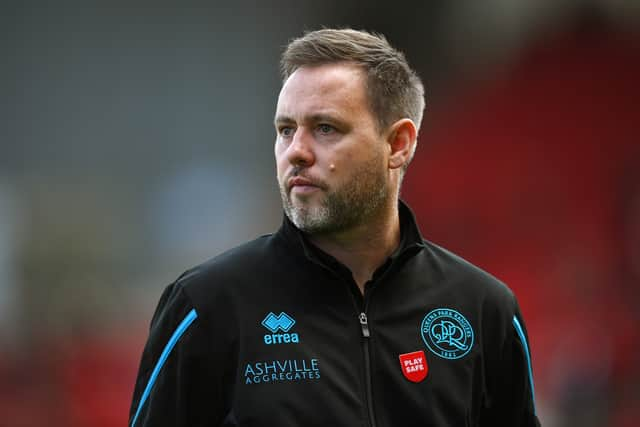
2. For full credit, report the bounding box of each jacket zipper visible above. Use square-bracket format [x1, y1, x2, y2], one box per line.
[359, 303, 378, 427]
[304, 255, 380, 427]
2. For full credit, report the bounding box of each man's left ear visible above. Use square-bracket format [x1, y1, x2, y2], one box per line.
[386, 119, 417, 170]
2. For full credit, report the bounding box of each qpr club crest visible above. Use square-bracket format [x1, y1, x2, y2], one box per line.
[421, 308, 474, 360]
[399, 350, 428, 383]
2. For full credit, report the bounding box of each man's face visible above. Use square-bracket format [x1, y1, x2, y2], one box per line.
[274, 63, 391, 235]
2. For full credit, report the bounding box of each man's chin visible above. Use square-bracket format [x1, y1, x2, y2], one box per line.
[288, 195, 322, 211]
[287, 208, 329, 232]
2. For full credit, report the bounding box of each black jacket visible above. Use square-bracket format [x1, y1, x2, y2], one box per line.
[130, 202, 540, 426]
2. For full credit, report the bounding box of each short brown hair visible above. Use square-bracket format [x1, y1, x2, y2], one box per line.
[280, 28, 425, 134]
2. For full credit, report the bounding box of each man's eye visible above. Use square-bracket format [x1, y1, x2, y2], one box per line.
[280, 127, 294, 137]
[318, 124, 334, 134]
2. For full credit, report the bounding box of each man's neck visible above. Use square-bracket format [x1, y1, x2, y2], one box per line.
[308, 202, 401, 294]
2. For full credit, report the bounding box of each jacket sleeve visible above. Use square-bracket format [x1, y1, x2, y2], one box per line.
[129, 280, 228, 427]
[480, 298, 541, 427]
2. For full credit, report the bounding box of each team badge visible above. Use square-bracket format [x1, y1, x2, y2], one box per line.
[421, 308, 474, 360]
[399, 350, 428, 383]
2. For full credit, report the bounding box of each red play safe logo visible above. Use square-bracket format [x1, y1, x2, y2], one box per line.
[399, 350, 428, 383]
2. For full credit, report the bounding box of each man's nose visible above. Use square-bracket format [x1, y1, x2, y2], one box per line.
[287, 128, 315, 166]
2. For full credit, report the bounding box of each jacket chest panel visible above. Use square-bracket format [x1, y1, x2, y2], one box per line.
[229, 295, 481, 426]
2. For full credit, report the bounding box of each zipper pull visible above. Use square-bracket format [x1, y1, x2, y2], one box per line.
[359, 312, 370, 338]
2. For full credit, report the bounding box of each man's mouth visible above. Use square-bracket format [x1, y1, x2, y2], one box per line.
[287, 176, 325, 194]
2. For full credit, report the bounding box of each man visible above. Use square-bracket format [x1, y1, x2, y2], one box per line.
[129, 28, 540, 426]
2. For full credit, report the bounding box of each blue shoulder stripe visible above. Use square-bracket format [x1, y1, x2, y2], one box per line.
[512, 315, 536, 415]
[131, 308, 198, 427]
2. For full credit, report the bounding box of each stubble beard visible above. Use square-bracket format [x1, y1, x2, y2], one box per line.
[279, 155, 390, 235]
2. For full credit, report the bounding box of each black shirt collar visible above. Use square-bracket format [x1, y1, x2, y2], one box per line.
[277, 199, 425, 283]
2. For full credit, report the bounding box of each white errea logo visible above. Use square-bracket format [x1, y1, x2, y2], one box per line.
[261, 312, 300, 345]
